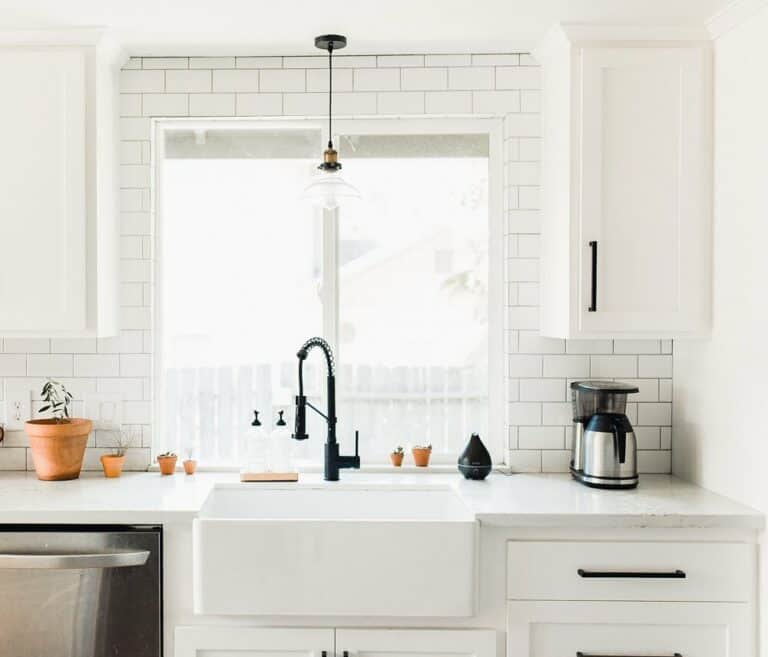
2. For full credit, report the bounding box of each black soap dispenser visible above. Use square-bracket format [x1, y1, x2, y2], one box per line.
[458, 433, 492, 480]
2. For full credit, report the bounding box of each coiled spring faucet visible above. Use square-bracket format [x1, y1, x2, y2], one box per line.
[293, 337, 360, 481]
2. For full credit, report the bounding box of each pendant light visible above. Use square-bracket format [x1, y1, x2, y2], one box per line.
[301, 34, 361, 210]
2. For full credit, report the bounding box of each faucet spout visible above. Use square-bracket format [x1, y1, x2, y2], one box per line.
[292, 337, 360, 481]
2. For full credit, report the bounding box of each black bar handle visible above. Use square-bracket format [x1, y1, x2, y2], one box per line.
[343, 652, 349, 657]
[321, 652, 327, 657]
[577, 653, 681, 657]
[578, 568, 686, 579]
[588, 240, 598, 312]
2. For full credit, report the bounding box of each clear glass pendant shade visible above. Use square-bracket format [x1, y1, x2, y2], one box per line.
[301, 170, 361, 210]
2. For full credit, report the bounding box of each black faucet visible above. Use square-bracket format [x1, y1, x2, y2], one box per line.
[292, 337, 360, 481]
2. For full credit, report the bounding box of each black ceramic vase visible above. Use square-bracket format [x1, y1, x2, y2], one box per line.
[457, 433, 492, 480]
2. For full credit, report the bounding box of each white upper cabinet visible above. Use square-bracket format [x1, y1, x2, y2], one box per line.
[536, 26, 712, 338]
[0, 33, 121, 337]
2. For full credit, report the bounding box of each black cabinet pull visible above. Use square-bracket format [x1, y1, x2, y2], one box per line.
[578, 568, 686, 579]
[577, 653, 682, 657]
[321, 652, 327, 657]
[343, 652, 349, 657]
[588, 240, 598, 311]
[576, 651, 683, 657]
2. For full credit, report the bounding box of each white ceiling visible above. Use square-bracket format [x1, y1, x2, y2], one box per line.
[0, 0, 729, 55]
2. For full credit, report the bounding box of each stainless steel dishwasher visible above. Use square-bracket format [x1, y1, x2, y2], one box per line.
[0, 525, 162, 657]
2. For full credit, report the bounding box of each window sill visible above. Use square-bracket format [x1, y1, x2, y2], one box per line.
[146, 463, 504, 475]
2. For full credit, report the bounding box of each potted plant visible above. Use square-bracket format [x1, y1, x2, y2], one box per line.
[25, 379, 92, 481]
[100, 426, 138, 478]
[157, 451, 177, 475]
[182, 447, 197, 475]
[390, 446, 404, 467]
[412, 443, 432, 467]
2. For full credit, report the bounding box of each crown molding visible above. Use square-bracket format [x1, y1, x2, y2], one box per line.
[707, 0, 768, 38]
[558, 23, 710, 42]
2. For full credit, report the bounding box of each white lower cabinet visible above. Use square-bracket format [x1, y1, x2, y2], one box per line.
[507, 601, 752, 657]
[175, 627, 495, 657]
[506, 540, 753, 602]
[175, 627, 334, 657]
[335, 629, 496, 657]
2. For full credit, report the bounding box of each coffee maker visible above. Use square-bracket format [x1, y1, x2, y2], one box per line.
[570, 381, 639, 489]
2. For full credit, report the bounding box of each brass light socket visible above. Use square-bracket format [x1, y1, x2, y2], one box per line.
[319, 147, 342, 171]
[323, 148, 338, 165]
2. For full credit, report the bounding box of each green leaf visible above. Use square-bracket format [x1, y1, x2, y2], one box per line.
[38, 405, 50, 413]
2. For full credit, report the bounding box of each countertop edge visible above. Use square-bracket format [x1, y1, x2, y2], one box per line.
[0, 472, 762, 531]
[476, 512, 766, 530]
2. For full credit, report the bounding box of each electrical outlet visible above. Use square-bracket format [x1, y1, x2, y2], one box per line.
[83, 393, 123, 430]
[4, 382, 32, 431]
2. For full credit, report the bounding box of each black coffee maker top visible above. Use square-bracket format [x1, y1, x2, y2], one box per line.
[571, 381, 639, 394]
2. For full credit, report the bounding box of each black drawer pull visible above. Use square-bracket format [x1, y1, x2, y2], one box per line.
[577, 568, 686, 579]
[588, 240, 598, 312]
[577, 653, 681, 657]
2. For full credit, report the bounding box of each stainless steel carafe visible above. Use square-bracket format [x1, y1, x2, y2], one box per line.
[581, 412, 638, 489]
[570, 381, 639, 489]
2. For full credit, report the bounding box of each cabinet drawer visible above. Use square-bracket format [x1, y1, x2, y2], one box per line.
[507, 541, 753, 602]
[507, 601, 752, 657]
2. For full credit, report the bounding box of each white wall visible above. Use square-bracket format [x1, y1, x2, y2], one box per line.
[0, 52, 674, 472]
[673, 3, 768, 651]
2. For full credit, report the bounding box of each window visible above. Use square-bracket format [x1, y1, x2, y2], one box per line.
[155, 119, 502, 466]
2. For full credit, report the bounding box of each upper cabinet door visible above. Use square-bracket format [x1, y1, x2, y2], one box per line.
[578, 47, 710, 335]
[537, 28, 712, 339]
[0, 50, 87, 332]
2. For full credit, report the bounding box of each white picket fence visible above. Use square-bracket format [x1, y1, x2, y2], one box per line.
[163, 362, 488, 465]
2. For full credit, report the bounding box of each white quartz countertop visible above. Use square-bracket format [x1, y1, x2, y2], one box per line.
[0, 470, 761, 529]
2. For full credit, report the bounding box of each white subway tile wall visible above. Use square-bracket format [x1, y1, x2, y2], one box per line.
[0, 53, 672, 472]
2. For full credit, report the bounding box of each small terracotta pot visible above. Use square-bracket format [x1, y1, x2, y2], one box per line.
[390, 452, 404, 467]
[412, 446, 432, 467]
[25, 418, 92, 481]
[100, 454, 125, 478]
[157, 455, 177, 475]
[183, 459, 197, 475]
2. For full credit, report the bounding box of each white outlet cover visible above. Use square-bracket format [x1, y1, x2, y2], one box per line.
[4, 382, 32, 431]
[83, 393, 123, 430]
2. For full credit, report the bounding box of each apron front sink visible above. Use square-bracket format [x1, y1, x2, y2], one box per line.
[193, 484, 477, 617]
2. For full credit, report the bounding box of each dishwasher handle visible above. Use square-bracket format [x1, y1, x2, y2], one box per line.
[0, 550, 150, 570]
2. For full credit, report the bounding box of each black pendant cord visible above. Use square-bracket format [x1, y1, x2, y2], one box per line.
[327, 44, 333, 150]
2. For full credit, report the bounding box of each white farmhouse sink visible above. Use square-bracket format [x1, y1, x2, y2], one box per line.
[193, 484, 476, 617]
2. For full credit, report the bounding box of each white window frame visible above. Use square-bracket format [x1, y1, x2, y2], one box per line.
[152, 116, 505, 465]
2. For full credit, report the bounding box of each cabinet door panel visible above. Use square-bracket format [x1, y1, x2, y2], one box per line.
[174, 627, 334, 657]
[0, 49, 86, 332]
[336, 629, 495, 657]
[578, 47, 710, 334]
[508, 601, 752, 657]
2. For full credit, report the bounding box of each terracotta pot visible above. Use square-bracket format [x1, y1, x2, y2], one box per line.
[100, 454, 125, 478]
[157, 455, 177, 475]
[183, 459, 197, 475]
[412, 446, 432, 467]
[390, 452, 404, 467]
[25, 419, 92, 481]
